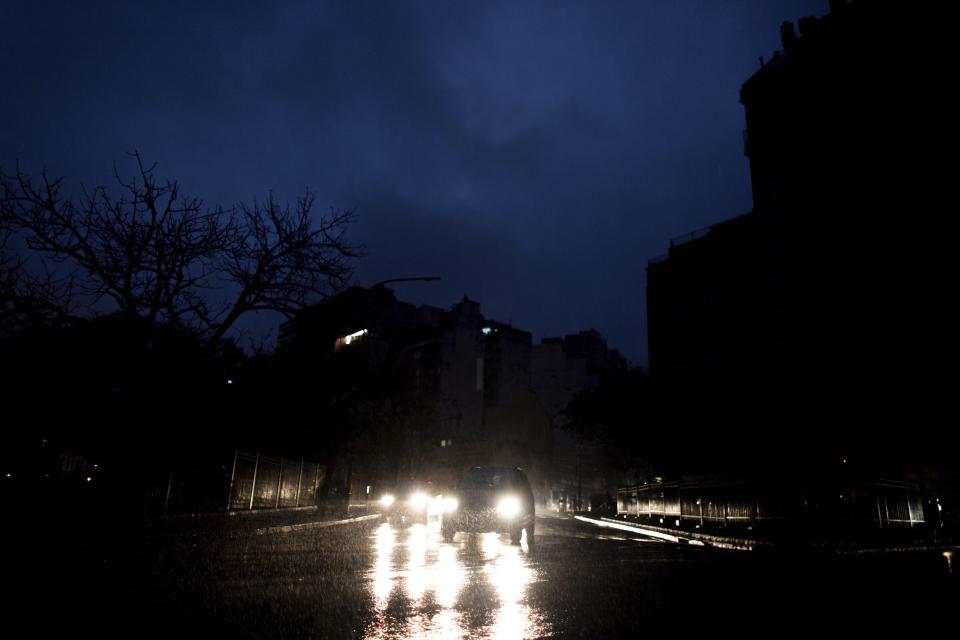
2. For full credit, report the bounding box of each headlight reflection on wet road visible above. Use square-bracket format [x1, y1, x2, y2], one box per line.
[405, 523, 428, 602]
[364, 521, 547, 639]
[372, 522, 397, 607]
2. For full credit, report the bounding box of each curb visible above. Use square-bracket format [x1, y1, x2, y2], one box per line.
[575, 515, 759, 551]
[255, 513, 382, 536]
[835, 543, 960, 555]
[578, 516, 960, 555]
[602, 517, 767, 551]
[162, 504, 325, 522]
[575, 515, 683, 543]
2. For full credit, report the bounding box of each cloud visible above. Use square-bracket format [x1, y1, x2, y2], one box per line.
[1, 0, 827, 363]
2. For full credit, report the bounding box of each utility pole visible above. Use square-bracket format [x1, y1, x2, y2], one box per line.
[577, 444, 583, 512]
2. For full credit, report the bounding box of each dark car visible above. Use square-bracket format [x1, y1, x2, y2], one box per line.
[377, 482, 433, 527]
[441, 466, 535, 544]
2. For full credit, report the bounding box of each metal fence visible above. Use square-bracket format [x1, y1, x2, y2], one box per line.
[617, 476, 925, 530]
[157, 450, 327, 516]
[226, 451, 325, 511]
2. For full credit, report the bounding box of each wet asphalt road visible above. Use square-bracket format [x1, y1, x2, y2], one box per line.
[24, 512, 958, 639]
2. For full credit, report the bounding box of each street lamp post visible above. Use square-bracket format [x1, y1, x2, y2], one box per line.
[341, 276, 441, 508]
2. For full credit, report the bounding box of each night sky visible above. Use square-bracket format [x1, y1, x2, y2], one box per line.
[1, 1, 824, 365]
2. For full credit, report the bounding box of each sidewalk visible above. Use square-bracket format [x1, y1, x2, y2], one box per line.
[254, 513, 381, 536]
[151, 502, 382, 538]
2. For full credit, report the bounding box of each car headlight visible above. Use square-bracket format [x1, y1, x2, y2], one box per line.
[496, 495, 520, 518]
[443, 497, 458, 513]
[408, 492, 428, 511]
[379, 493, 395, 508]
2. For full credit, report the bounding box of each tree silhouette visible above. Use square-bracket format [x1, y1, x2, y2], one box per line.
[1, 153, 358, 346]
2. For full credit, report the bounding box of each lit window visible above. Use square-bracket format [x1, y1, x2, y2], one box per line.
[335, 328, 368, 350]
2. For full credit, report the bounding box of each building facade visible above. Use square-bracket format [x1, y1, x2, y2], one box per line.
[280, 287, 626, 507]
[644, 0, 956, 489]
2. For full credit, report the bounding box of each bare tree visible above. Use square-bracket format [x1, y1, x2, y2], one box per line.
[0, 213, 77, 335]
[0, 153, 358, 346]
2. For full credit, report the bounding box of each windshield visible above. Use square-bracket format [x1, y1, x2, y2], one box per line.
[459, 469, 514, 490]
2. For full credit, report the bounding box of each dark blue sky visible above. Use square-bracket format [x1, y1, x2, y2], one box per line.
[1, 0, 824, 365]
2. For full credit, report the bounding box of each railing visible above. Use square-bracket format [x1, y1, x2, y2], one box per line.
[647, 226, 715, 268]
[617, 476, 925, 530]
[669, 226, 713, 248]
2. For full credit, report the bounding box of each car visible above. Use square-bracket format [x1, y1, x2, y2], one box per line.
[377, 482, 433, 527]
[441, 466, 535, 545]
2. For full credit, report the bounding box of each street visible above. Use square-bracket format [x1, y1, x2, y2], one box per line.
[20, 511, 956, 639]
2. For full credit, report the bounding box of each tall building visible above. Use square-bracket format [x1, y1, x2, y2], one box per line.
[278, 288, 528, 499]
[740, 0, 943, 215]
[532, 330, 629, 509]
[280, 286, 628, 505]
[532, 329, 627, 428]
[645, 0, 953, 462]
